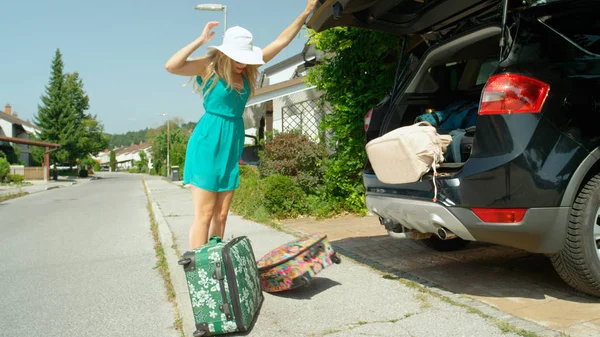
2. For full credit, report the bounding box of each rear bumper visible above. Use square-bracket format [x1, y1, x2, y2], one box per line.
[366, 194, 569, 254]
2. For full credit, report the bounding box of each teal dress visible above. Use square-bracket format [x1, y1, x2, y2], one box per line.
[183, 75, 250, 192]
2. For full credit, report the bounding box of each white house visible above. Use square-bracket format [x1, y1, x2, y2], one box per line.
[0, 104, 41, 165]
[242, 43, 330, 142]
[93, 142, 153, 171]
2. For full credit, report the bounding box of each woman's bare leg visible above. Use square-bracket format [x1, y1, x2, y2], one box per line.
[189, 186, 218, 250]
[208, 190, 235, 239]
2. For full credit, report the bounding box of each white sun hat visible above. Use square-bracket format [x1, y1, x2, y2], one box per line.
[207, 26, 265, 65]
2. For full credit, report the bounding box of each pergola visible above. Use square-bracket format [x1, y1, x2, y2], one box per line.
[0, 136, 60, 181]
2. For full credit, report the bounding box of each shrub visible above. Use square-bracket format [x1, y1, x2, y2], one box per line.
[306, 28, 403, 213]
[230, 166, 271, 224]
[239, 165, 260, 179]
[0, 157, 9, 182]
[128, 167, 140, 174]
[79, 168, 89, 178]
[7, 174, 25, 184]
[263, 174, 307, 219]
[259, 132, 327, 193]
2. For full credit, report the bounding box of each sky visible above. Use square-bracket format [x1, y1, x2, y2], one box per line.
[0, 0, 311, 134]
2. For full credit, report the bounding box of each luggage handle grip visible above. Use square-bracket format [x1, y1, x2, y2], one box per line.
[415, 121, 432, 127]
[209, 236, 222, 245]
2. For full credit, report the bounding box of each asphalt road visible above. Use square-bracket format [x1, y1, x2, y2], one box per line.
[0, 174, 179, 337]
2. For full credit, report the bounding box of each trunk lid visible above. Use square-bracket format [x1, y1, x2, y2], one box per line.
[308, 0, 503, 36]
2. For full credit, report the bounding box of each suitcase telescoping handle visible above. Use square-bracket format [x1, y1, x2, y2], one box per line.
[209, 236, 222, 245]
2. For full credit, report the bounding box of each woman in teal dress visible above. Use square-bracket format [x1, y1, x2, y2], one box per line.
[166, 0, 318, 250]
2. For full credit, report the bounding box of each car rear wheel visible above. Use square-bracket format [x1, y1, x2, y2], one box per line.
[551, 173, 600, 297]
[419, 236, 470, 252]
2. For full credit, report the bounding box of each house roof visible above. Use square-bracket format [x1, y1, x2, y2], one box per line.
[262, 53, 306, 75]
[0, 110, 37, 130]
[246, 76, 316, 107]
[114, 141, 151, 156]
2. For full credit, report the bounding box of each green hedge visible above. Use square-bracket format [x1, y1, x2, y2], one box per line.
[262, 174, 308, 219]
[0, 157, 9, 182]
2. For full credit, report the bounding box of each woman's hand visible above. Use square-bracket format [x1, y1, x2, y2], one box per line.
[305, 0, 318, 14]
[262, 1, 318, 64]
[200, 21, 219, 44]
[165, 21, 218, 76]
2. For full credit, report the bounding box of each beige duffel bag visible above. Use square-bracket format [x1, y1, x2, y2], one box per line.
[365, 121, 452, 199]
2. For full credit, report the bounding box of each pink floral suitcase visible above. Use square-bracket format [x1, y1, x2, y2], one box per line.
[256, 233, 341, 293]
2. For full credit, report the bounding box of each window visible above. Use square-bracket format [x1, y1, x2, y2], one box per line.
[541, 9, 600, 55]
[476, 59, 499, 86]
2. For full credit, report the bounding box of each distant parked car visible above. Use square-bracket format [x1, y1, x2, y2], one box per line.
[54, 162, 72, 171]
[240, 134, 262, 166]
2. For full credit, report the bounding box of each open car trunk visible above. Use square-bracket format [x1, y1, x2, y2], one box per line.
[365, 25, 502, 178]
[307, 0, 510, 180]
[308, 0, 502, 37]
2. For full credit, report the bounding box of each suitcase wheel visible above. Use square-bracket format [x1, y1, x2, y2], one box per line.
[177, 258, 192, 266]
[299, 276, 311, 288]
[331, 253, 342, 264]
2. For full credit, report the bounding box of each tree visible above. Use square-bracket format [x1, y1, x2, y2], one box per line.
[33, 51, 108, 168]
[306, 27, 403, 212]
[136, 150, 148, 173]
[107, 128, 150, 148]
[75, 118, 109, 163]
[33, 49, 78, 165]
[109, 150, 117, 171]
[149, 121, 190, 176]
[64, 72, 108, 164]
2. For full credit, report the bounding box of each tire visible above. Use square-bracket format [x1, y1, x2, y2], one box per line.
[419, 236, 470, 252]
[331, 253, 342, 264]
[550, 174, 600, 297]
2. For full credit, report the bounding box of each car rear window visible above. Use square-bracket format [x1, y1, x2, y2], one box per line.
[476, 60, 499, 86]
[540, 12, 600, 55]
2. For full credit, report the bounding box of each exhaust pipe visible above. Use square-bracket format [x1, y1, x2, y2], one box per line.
[387, 230, 408, 239]
[437, 227, 457, 240]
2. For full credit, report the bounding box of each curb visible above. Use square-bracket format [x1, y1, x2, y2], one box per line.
[143, 178, 195, 337]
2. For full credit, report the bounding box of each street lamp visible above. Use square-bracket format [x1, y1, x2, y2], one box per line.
[160, 113, 170, 177]
[195, 3, 227, 33]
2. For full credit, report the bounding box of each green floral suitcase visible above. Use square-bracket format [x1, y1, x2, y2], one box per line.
[178, 236, 263, 336]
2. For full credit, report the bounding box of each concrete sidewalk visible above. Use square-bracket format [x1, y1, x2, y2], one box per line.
[143, 175, 561, 337]
[0, 176, 97, 197]
[285, 216, 600, 337]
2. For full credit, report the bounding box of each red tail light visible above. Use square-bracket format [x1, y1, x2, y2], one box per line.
[365, 108, 373, 132]
[471, 208, 527, 223]
[479, 74, 550, 115]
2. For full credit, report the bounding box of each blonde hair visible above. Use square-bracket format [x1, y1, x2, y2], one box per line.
[194, 50, 260, 98]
